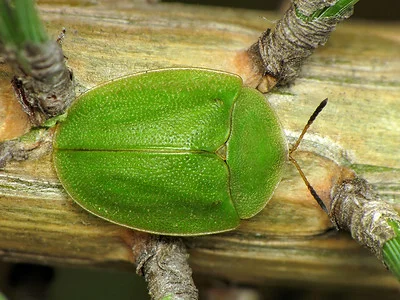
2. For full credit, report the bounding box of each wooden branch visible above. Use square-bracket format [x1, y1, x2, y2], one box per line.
[0, 0, 399, 291]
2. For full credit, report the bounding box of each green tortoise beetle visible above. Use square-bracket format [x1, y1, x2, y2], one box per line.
[53, 68, 324, 236]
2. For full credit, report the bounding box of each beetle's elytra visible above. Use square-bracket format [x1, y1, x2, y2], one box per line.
[53, 68, 287, 235]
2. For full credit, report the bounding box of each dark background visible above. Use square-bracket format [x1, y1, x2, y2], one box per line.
[1, 1, 398, 300]
[163, 0, 400, 21]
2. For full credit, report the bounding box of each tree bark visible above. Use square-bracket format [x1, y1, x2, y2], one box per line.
[0, 0, 399, 292]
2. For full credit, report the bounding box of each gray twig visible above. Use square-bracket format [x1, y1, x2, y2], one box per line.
[136, 236, 198, 300]
[329, 177, 400, 265]
[7, 40, 75, 126]
[244, 0, 354, 91]
[0, 128, 53, 169]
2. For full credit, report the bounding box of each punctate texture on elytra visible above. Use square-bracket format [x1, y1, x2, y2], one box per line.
[53, 68, 287, 235]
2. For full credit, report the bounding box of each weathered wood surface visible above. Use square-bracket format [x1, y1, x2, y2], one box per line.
[0, 0, 399, 292]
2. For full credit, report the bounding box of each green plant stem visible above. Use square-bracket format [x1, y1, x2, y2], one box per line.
[318, 0, 360, 18]
[0, 0, 75, 126]
[0, 0, 48, 49]
[383, 220, 400, 280]
[302, 0, 361, 21]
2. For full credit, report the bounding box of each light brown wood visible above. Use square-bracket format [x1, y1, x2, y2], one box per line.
[0, 0, 399, 292]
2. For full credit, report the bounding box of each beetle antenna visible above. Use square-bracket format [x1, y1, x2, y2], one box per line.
[288, 98, 328, 213]
[289, 98, 328, 155]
